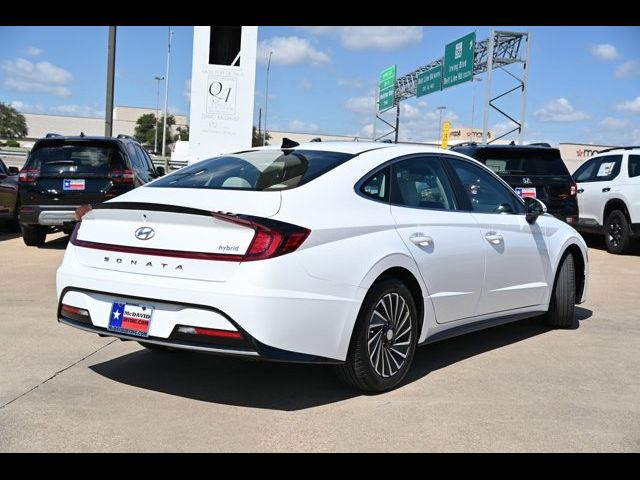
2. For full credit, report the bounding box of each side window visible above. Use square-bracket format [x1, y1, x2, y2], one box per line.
[629, 155, 640, 178]
[573, 158, 598, 183]
[136, 145, 155, 172]
[449, 158, 523, 214]
[592, 155, 622, 181]
[391, 156, 457, 210]
[359, 166, 389, 202]
[126, 143, 145, 172]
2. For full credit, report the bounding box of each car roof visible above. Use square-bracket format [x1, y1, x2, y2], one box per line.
[35, 135, 135, 144]
[253, 141, 447, 155]
[451, 143, 558, 151]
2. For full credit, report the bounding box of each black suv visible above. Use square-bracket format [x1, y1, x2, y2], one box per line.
[450, 142, 578, 225]
[18, 134, 165, 246]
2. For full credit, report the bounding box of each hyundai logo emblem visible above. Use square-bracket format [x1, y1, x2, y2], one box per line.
[135, 226, 155, 241]
[523, 178, 532, 185]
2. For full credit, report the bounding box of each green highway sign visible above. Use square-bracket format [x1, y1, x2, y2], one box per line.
[378, 65, 396, 113]
[443, 32, 476, 89]
[416, 65, 442, 97]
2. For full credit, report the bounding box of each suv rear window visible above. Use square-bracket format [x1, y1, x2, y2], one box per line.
[28, 141, 126, 175]
[475, 149, 570, 176]
[150, 149, 354, 191]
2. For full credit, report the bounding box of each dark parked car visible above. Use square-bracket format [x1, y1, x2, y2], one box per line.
[18, 134, 165, 246]
[0, 158, 20, 227]
[450, 142, 578, 225]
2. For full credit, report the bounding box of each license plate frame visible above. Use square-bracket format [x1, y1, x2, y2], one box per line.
[108, 302, 154, 338]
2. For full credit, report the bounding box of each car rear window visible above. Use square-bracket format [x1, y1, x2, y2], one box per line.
[28, 141, 126, 174]
[149, 149, 354, 191]
[476, 149, 570, 176]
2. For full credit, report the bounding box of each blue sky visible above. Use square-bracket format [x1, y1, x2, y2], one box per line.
[1, 26, 639, 145]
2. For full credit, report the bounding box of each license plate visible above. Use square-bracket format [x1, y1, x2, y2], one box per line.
[515, 187, 537, 199]
[108, 302, 153, 337]
[63, 179, 85, 191]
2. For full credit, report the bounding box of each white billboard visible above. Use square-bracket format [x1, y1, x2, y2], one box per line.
[188, 26, 257, 164]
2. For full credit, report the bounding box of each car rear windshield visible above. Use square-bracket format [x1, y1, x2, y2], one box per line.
[149, 149, 354, 191]
[476, 149, 570, 176]
[28, 141, 126, 174]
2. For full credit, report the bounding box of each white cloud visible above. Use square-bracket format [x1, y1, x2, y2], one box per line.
[613, 96, 640, 113]
[257, 37, 330, 66]
[183, 78, 191, 103]
[417, 101, 429, 109]
[534, 98, 591, 122]
[299, 78, 312, 90]
[590, 43, 620, 61]
[345, 96, 375, 116]
[337, 78, 363, 89]
[1, 58, 73, 97]
[288, 119, 319, 132]
[615, 60, 640, 79]
[401, 103, 421, 120]
[302, 26, 423, 51]
[50, 104, 104, 117]
[9, 100, 45, 112]
[26, 46, 43, 57]
[600, 116, 630, 129]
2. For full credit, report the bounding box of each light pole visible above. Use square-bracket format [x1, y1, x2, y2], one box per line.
[161, 27, 173, 170]
[263, 50, 273, 146]
[436, 106, 447, 142]
[470, 77, 483, 141]
[154, 75, 164, 154]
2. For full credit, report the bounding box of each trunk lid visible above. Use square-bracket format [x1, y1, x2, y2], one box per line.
[72, 188, 282, 282]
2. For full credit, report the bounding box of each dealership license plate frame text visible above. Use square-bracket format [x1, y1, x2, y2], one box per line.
[108, 302, 154, 337]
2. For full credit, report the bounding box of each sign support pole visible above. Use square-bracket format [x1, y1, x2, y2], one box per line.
[482, 29, 495, 144]
[394, 103, 400, 143]
[518, 31, 531, 145]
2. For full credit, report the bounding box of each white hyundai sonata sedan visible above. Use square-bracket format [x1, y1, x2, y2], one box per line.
[56, 141, 588, 392]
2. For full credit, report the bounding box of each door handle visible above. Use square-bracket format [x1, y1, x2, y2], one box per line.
[409, 233, 433, 246]
[485, 231, 503, 245]
[577, 188, 584, 193]
[602, 187, 611, 193]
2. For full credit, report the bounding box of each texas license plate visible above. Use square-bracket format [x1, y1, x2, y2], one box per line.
[108, 302, 153, 337]
[515, 187, 537, 199]
[63, 179, 85, 190]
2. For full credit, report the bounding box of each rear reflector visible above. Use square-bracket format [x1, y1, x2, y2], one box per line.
[61, 304, 90, 317]
[177, 326, 242, 339]
[74, 204, 92, 221]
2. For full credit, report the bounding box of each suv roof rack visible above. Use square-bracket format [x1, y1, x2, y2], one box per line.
[116, 134, 136, 141]
[450, 141, 478, 148]
[594, 145, 638, 155]
[528, 142, 552, 147]
[45, 133, 62, 138]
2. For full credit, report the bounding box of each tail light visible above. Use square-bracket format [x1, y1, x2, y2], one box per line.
[18, 168, 40, 183]
[74, 204, 92, 221]
[109, 169, 135, 183]
[211, 212, 310, 261]
[570, 182, 577, 198]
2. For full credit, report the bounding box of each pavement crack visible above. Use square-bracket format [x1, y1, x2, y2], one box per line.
[0, 339, 118, 410]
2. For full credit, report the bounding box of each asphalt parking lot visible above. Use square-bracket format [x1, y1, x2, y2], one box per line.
[0, 227, 638, 452]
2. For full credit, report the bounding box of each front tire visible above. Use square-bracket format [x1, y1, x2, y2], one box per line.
[336, 278, 418, 392]
[22, 225, 47, 246]
[543, 253, 577, 329]
[604, 210, 631, 254]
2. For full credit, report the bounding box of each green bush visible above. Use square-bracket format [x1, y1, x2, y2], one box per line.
[4, 139, 20, 148]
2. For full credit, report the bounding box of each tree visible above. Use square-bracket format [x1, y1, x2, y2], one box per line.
[133, 113, 175, 151]
[252, 125, 271, 147]
[0, 102, 28, 139]
[176, 126, 189, 141]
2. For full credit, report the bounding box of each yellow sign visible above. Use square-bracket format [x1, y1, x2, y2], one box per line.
[440, 121, 451, 149]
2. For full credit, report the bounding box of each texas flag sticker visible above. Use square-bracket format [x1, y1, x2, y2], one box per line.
[63, 179, 85, 190]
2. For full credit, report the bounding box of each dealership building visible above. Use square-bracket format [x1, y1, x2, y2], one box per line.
[14, 106, 188, 148]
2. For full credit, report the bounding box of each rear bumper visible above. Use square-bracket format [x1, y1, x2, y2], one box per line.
[20, 205, 78, 226]
[545, 202, 579, 226]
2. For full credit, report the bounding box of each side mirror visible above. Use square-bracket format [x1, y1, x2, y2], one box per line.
[525, 197, 547, 224]
[156, 166, 166, 177]
[8, 166, 19, 175]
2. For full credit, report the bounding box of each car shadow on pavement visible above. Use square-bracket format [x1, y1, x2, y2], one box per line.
[89, 311, 593, 411]
[581, 232, 640, 256]
[39, 235, 69, 249]
[0, 230, 20, 242]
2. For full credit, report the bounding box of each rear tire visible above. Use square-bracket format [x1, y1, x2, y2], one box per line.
[336, 277, 418, 392]
[543, 253, 577, 329]
[138, 342, 174, 353]
[22, 225, 47, 246]
[604, 209, 631, 254]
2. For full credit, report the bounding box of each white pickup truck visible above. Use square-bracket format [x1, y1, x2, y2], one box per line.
[573, 146, 640, 254]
